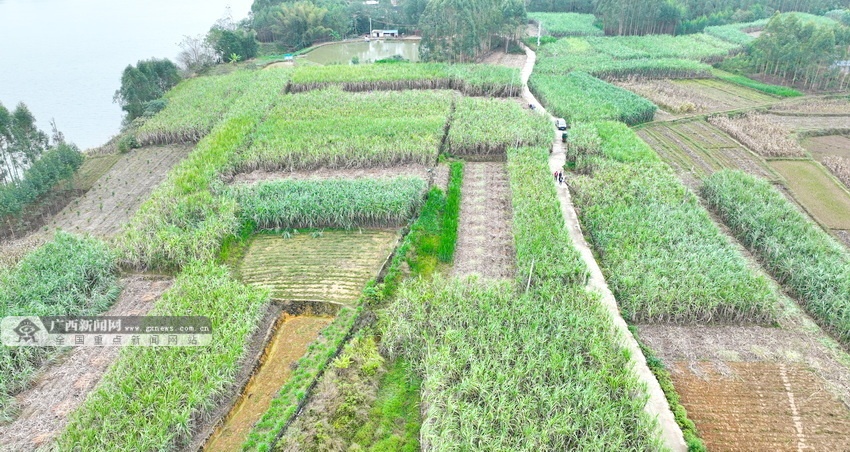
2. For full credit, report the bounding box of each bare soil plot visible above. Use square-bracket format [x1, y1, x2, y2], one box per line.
[0, 275, 170, 451]
[204, 314, 330, 452]
[47, 145, 191, 238]
[227, 164, 432, 186]
[238, 230, 398, 305]
[671, 361, 850, 452]
[671, 79, 778, 110]
[452, 162, 515, 279]
[638, 325, 850, 452]
[801, 134, 850, 160]
[638, 120, 778, 184]
[770, 159, 850, 230]
[765, 114, 850, 133]
[480, 50, 526, 69]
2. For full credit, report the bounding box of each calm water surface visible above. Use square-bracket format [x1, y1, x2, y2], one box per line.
[0, 0, 252, 149]
[302, 40, 420, 65]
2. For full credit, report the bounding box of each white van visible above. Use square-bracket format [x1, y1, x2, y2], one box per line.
[555, 118, 567, 130]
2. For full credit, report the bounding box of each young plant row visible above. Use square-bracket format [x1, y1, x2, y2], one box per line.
[58, 262, 268, 451]
[229, 88, 453, 173]
[445, 97, 552, 158]
[529, 12, 603, 37]
[227, 176, 428, 230]
[288, 63, 522, 97]
[568, 121, 777, 323]
[701, 170, 850, 346]
[0, 232, 119, 420]
[529, 72, 657, 126]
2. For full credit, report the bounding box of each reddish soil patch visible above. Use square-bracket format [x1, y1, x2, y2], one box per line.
[47, 145, 191, 238]
[452, 162, 515, 279]
[226, 164, 433, 186]
[0, 276, 171, 451]
[671, 361, 850, 452]
[203, 315, 331, 452]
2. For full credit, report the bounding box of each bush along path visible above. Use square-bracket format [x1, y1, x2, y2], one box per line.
[520, 43, 688, 452]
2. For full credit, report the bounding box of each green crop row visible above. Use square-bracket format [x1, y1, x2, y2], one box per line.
[445, 97, 552, 157]
[230, 88, 453, 173]
[529, 12, 603, 37]
[701, 170, 850, 346]
[227, 176, 428, 230]
[289, 63, 522, 97]
[586, 34, 739, 62]
[712, 69, 803, 97]
[437, 161, 463, 263]
[0, 232, 119, 420]
[507, 146, 587, 287]
[136, 69, 263, 145]
[568, 122, 777, 323]
[529, 72, 657, 126]
[704, 19, 769, 46]
[381, 276, 662, 450]
[58, 262, 268, 451]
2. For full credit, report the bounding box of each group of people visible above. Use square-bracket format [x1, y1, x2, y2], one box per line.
[553, 170, 565, 185]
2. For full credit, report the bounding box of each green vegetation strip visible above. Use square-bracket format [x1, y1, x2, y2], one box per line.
[529, 12, 603, 36]
[446, 97, 552, 157]
[437, 162, 463, 263]
[228, 177, 427, 230]
[289, 63, 522, 97]
[701, 170, 850, 346]
[530, 72, 657, 126]
[569, 121, 777, 323]
[712, 69, 802, 98]
[58, 262, 268, 451]
[0, 232, 119, 420]
[231, 88, 453, 173]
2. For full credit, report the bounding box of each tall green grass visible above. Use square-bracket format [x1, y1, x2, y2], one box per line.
[58, 262, 269, 451]
[445, 97, 552, 157]
[569, 123, 777, 323]
[227, 176, 428, 230]
[0, 232, 119, 419]
[381, 277, 662, 451]
[702, 170, 850, 346]
[529, 72, 658, 126]
[437, 162, 463, 263]
[712, 69, 803, 97]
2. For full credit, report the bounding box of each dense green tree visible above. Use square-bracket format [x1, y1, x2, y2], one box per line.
[209, 27, 259, 62]
[419, 0, 526, 62]
[0, 102, 49, 185]
[269, 1, 334, 50]
[114, 59, 181, 122]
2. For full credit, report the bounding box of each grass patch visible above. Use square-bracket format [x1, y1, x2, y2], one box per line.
[529, 12, 603, 37]
[445, 97, 552, 158]
[769, 160, 850, 230]
[437, 162, 463, 263]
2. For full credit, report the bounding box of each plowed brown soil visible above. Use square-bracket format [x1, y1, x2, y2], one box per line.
[451, 162, 515, 279]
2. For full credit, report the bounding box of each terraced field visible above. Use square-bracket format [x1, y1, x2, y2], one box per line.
[670, 79, 778, 110]
[618, 78, 777, 117]
[48, 145, 192, 237]
[637, 120, 777, 185]
[769, 160, 850, 230]
[238, 230, 398, 305]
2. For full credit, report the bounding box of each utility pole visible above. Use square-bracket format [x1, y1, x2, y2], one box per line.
[537, 21, 541, 47]
[369, 17, 373, 35]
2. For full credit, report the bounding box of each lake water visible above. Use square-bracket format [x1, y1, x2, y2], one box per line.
[0, 0, 253, 150]
[302, 40, 420, 65]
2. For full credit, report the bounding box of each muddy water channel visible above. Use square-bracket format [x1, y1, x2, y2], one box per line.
[204, 314, 331, 452]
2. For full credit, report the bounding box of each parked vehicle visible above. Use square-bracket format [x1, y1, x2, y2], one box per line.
[555, 118, 567, 130]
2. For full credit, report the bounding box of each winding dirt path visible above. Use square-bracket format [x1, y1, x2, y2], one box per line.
[519, 44, 687, 452]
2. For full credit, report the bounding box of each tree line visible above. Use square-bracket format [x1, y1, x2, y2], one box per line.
[0, 102, 82, 224]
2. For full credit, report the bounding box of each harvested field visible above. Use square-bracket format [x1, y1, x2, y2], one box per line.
[226, 164, 432, 186]
[708, 113, 806, 158]
[480, 50, 526, 69]
[638, 120, 778, 184]
[770, 160, 850, 230]
[771, 97, 850, 115]
[238, 230, 398, 305]
[765, 114, 850, 133]
[615, 79, 722, 114]
[801, 134, 850, 160]
[452, 162, 515, 279]
[204, 314, 331, 452]
[638, 325, 850, 452]
[0, 234, 47, 269]
[824, 156, 850, 190]
[47, 145, 192, 238]
[0, 275, 170, 451]
[671, 78, 777, 109]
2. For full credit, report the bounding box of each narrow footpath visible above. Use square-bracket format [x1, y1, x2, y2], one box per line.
[519, 44, 687, 452]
